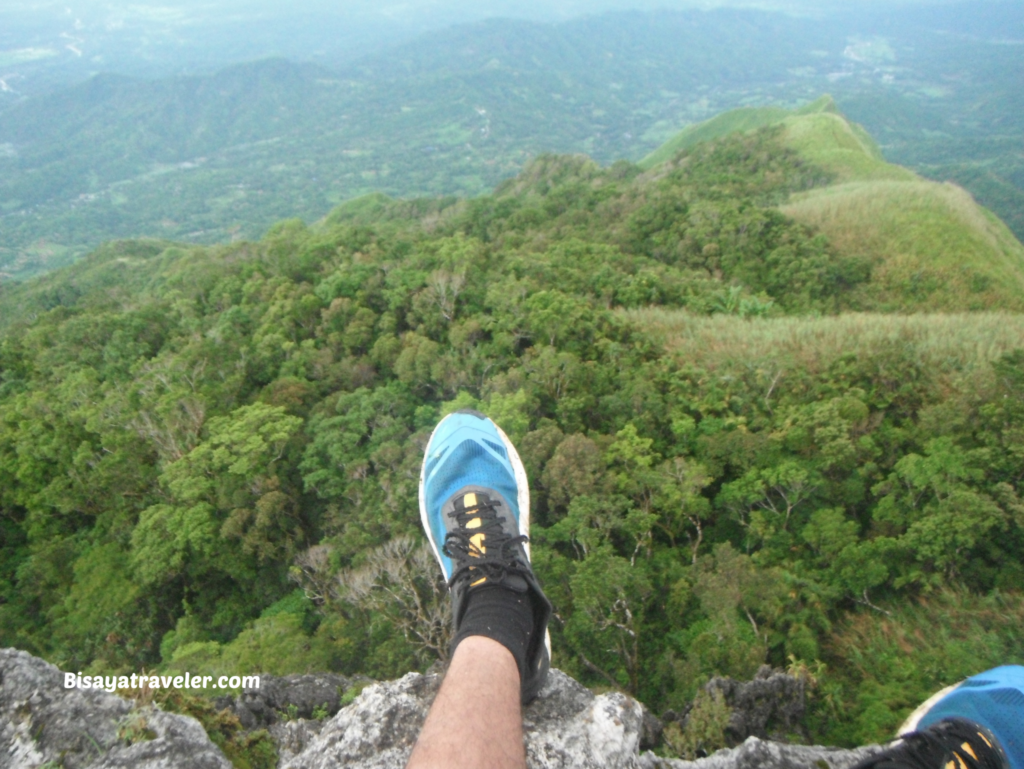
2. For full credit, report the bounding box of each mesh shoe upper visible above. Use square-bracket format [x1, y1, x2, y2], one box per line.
[420, 411, 528, 580]
[918, 667, 1024, 769]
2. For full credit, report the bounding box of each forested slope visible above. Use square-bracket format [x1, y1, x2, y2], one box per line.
[1, 115, 1023, 757]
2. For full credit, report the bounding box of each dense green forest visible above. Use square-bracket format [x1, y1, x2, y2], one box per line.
[1, 110, 1024, 759]
[2, 4, 1022, 280]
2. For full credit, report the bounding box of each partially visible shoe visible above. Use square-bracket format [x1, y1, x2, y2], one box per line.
[419, 409, 552, 703]
[853, 666, 1024, 769]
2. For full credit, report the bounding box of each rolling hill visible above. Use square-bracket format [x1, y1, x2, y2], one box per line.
[642, 98, 1024, 312]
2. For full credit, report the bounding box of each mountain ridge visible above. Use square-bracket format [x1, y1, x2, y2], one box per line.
[640, 101, 1024, 311]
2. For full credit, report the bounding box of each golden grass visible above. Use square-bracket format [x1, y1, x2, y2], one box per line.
[781, 180, 1024, 312]
[622, 308, 1024, 374]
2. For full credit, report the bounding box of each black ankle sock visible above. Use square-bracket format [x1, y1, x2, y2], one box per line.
[451, 585, 535, 683]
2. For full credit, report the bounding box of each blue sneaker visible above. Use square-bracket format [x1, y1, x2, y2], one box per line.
[854, 666, 1024, 769]
[419, 409, 552, 703]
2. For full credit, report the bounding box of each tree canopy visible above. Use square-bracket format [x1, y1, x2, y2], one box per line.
[1, 125, 1023, 748]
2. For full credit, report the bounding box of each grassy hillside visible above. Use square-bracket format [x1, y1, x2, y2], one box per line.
[777, 108, 1024, 312]
[0, 10, 851, 278]
[644, 100, 1024, 312]
[779, 110, 911, 183]
[638, 95, 837, 170]
[781, 180, 1024, 311]
[624, 308, 1024, 376]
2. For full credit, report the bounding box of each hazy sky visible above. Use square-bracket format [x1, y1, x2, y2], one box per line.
[2, 0, 981, 22]
[1, 0, 1010, 95]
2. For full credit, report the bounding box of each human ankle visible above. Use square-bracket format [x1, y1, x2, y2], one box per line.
[450, 584, 535, 684]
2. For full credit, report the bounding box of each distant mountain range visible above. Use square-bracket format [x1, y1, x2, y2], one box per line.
[0, 3, 1021, 279]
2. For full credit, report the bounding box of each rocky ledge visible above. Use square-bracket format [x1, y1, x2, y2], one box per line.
[1, 648, 880, 769]
[0, 648, 230, 769]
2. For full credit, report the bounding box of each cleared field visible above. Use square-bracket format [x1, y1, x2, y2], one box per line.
[622, 308, 1024, 374]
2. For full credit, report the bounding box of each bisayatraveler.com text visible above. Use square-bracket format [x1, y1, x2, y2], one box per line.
[64, 672, 260, 692]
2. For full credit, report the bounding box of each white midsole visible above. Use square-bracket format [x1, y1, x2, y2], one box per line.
[897, 681, 962, 735]
[418, 418, 447, 574]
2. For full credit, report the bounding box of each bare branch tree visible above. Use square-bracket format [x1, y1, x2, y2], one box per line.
[336, 536, 452, 662]
[290, 544, 338, 608]
[131, 397, 206, 462]
[428, 270, 466, 322]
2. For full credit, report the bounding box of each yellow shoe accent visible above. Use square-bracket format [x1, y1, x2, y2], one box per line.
[470, 532, 486, 555]
[464, 492, 477, 507]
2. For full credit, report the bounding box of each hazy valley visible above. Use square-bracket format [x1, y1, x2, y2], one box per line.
[0, 2, 1021, 278]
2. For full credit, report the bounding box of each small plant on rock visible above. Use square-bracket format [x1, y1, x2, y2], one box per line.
[117, 712, 157, 745]
[663, 688, 732, 760]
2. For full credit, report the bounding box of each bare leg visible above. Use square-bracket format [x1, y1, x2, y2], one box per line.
[407, 636, 525, 769]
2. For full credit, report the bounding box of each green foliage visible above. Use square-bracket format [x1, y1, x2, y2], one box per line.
[0, 112, 1022, 751]
[780, 179, 1024, 312]
[339, 680, 370, 708]
[663, 688, 732, 760]
[154, 689, 278, 769]
[117, 712, 157, 745]
[638, 96, 836, 170]
[2, 7, 1022, 280]
[646, 104, 1024, 313]
[809, 590, 1024, 746]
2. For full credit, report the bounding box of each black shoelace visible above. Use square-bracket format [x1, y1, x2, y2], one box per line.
[854, 719, 1006, 769]
[442, 496, 530, 590]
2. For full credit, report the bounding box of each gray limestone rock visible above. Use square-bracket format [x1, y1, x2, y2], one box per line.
[229, 673, 351, 728]
[284, 668, 645, 769]
[268, 719, 325, 768]
[2, 647, 882, 769]
[282, 670, 438, 769]
[639, 736, 881, 769]
[0, 648, 231, 769]
[707, 665, 807, 742]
